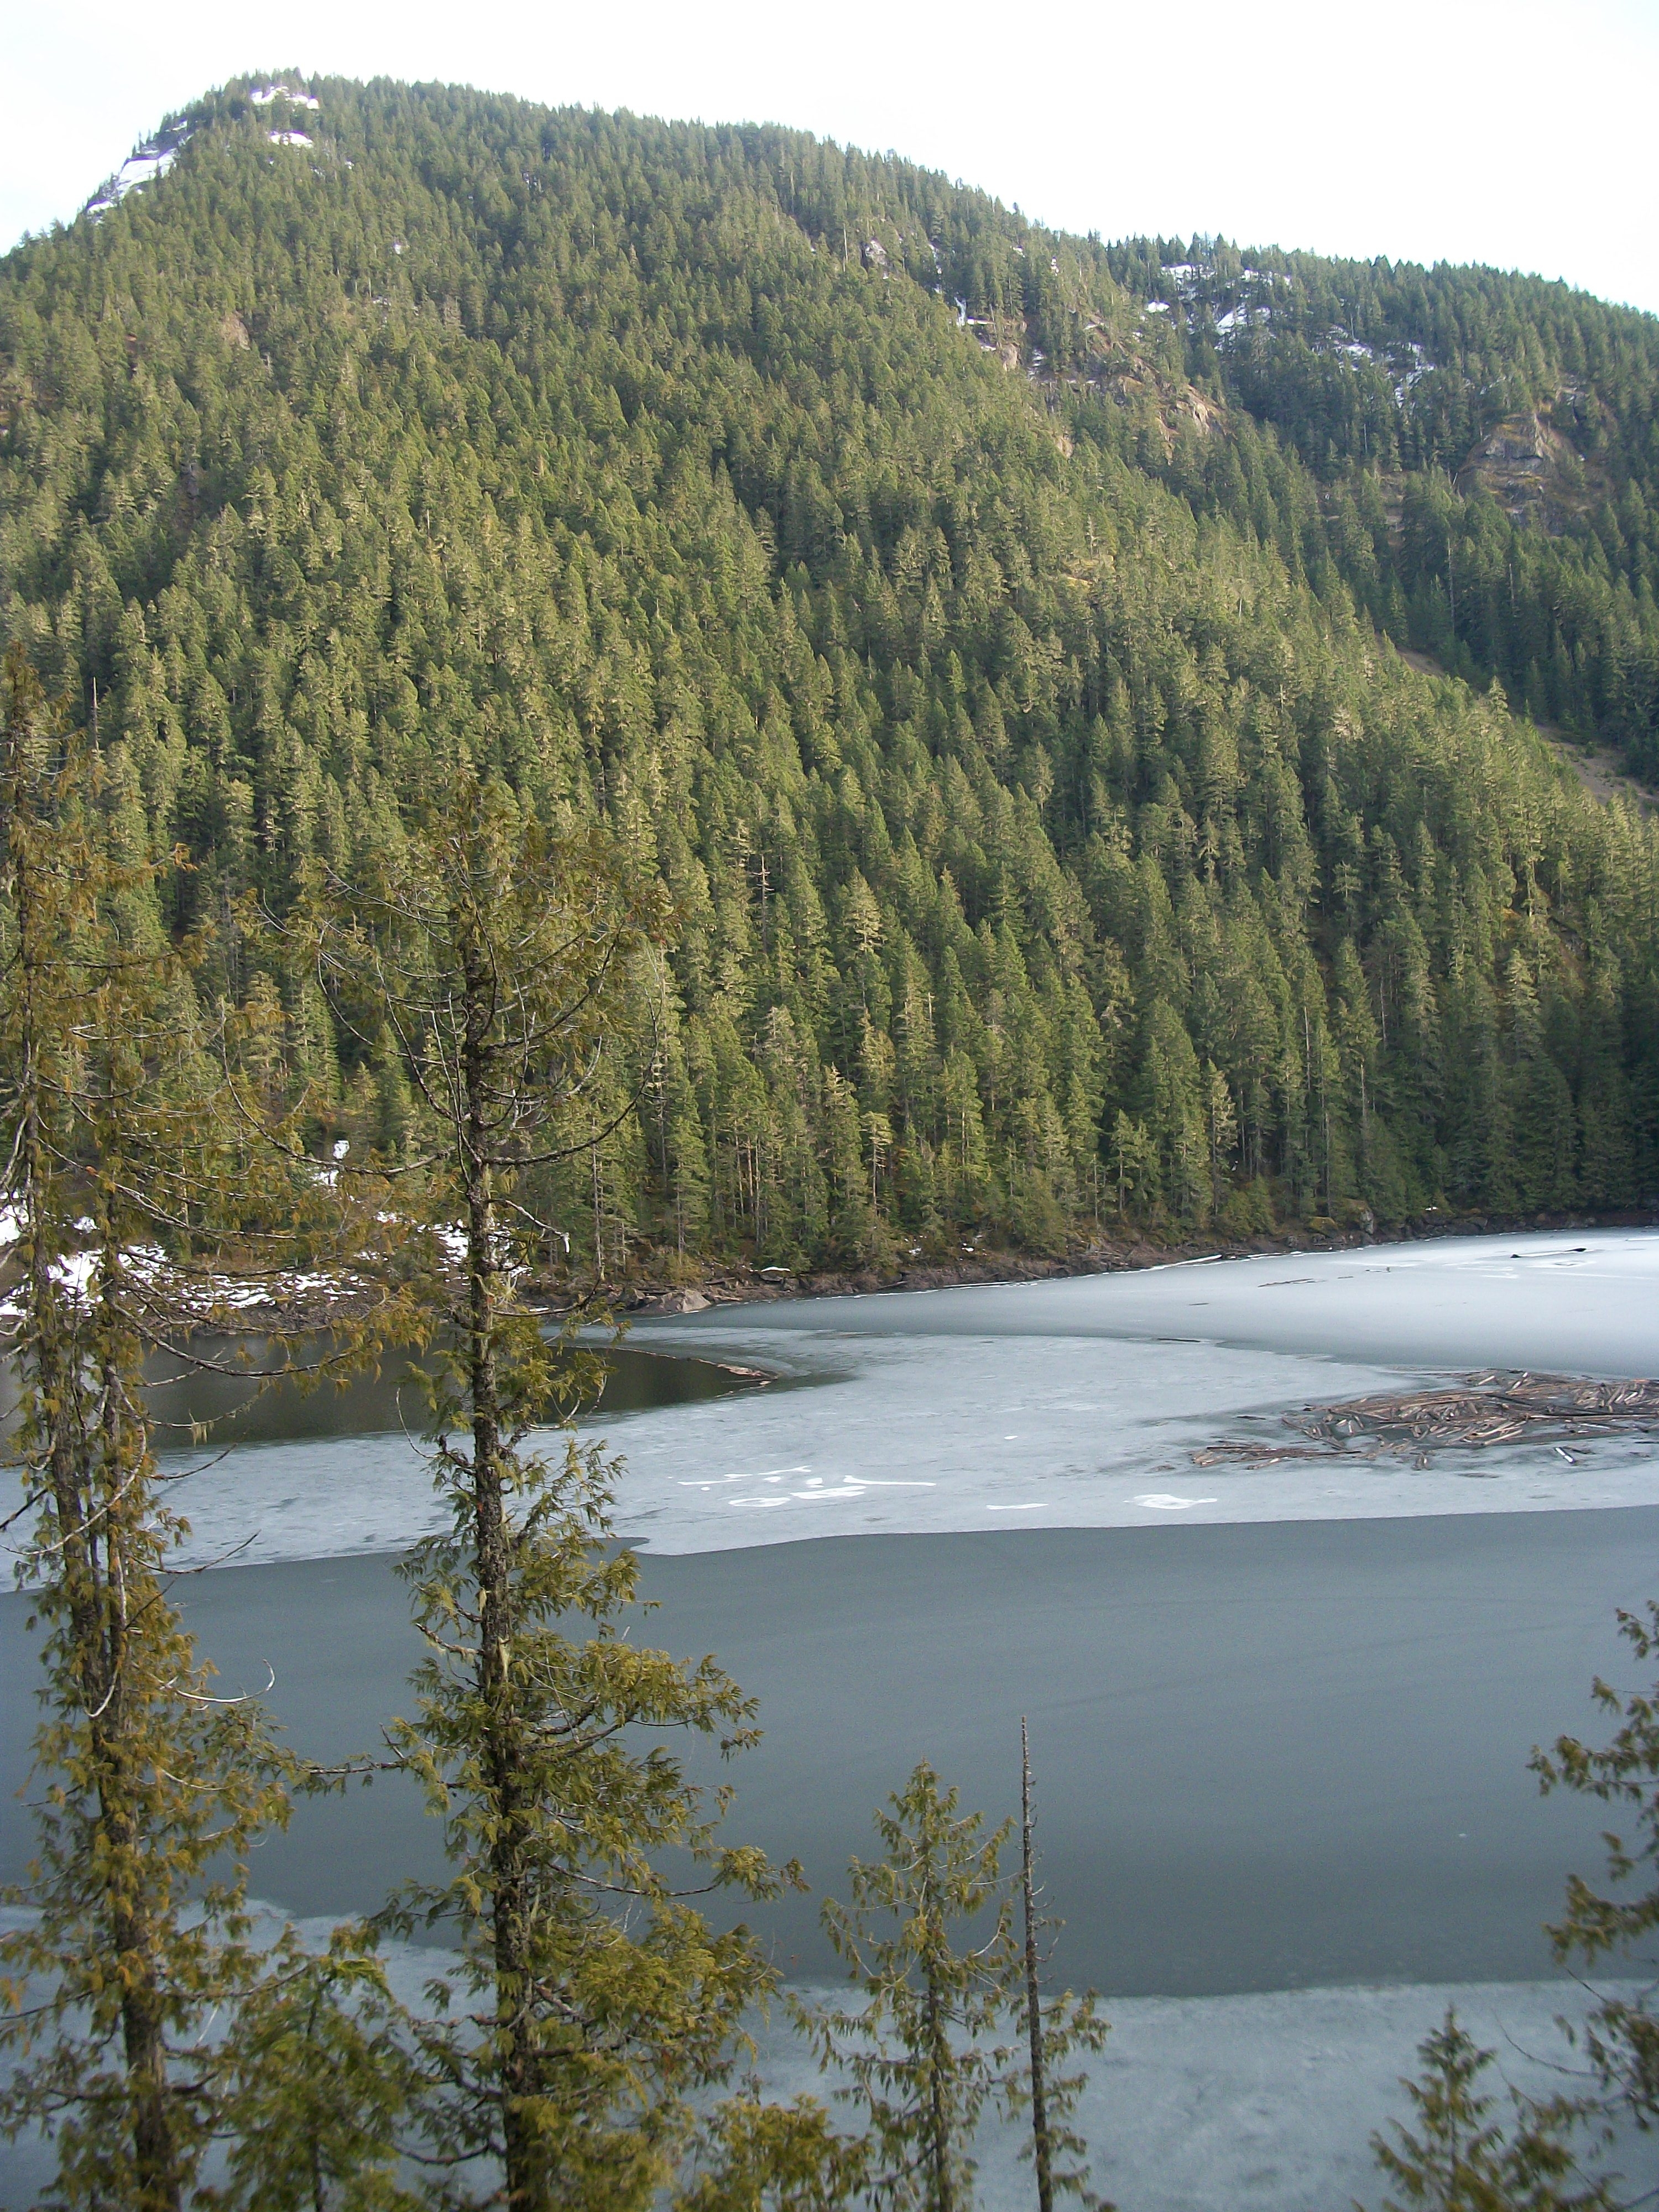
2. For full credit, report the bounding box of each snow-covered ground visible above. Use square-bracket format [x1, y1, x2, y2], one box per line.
[84, 140, 178, 215]
[116, 1229, 1659, 1570]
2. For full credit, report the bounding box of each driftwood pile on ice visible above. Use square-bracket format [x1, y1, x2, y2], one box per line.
[1193, 1373, 1659, 1468]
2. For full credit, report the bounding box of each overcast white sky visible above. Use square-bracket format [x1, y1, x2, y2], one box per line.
[5, 0, 1656, 314]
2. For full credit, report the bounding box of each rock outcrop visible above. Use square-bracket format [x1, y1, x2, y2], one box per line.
[1457, 401, 1608, 531]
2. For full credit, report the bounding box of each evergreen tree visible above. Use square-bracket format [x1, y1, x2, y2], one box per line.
[802, 1764, 1017, 2210]
[0, 652, 289, 2207]
[1531, 1600, 1659, 2132]
[802, 1758, 1105, 2212]
[1008, 1721, 1110, 2211]
[310, 770, 800, 2208]
[202, 1938, 425, 2212]
[1362, 2012, 1615, 2212]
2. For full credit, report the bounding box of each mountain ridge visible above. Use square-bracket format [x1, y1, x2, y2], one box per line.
[2, 75, 1657, 1275]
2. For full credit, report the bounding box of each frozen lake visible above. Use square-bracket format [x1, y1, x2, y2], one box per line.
[85, 1228, 1659, 1571]
[4, 1229, 1658, 2207]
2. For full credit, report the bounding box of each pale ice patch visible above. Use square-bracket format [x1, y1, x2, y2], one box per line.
[667, 1229, 1659, 1375]
[747, 1977, 1659, 2212]
[268, 131, 315, 149]
[118, 1325, 1423, 1567]
[21, 1230, 1659, 1573]
[590, 1229, 1659, 1554]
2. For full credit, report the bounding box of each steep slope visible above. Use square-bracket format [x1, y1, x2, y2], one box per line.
[2, 79, 1657, 1273]
[1106, 237, 1659, 776]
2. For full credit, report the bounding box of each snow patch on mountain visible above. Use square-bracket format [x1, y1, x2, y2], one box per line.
[85, 136, 182, 217]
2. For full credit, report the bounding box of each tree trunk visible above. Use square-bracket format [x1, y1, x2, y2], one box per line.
[98, 1334, 182, 2212]
[118, 1944, 180, 2212]
[27, 1089, 181, 2208]
[1021, 1718, 1053, 2212]
[91, 1561, 181, 2212]
[461, 962, 540, 2209]
[919, 1852, 956, 2212]
[923, 1957, 956, 2212]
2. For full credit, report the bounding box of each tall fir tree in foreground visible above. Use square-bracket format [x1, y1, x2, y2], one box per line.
[0, 647, 426, 2209]
[0, 651, 293, 2206]
[310, 771, 817, 2209]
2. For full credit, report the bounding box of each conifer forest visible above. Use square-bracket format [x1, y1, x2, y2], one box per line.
[4, 77, 1658, 1272]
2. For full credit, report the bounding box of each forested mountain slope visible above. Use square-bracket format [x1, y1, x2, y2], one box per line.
[1105, 237, 1659, 774]
[2, 77, 1657, 1271]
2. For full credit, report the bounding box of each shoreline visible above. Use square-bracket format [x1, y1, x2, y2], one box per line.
[593, 1206, 1659, 1318]
[119, 1207, 1658, 1335]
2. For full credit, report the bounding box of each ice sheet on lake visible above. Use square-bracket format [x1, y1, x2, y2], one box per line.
[601, 1228, 1659, 1553]
[27, 1228, 1651, 1572]
[753, 1977, 1659, 2212]
[660, 1228, 1659, 1373]
[601, 1328, 1659, 1555]
[1, 1914, 1646, 2212]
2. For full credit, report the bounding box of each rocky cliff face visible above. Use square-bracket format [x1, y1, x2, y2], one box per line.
[1457, 401, 1608, 531]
